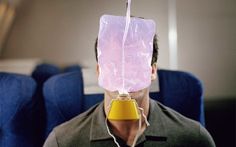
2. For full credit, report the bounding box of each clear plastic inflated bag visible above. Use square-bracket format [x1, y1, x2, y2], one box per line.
[97, 15, 156, 93]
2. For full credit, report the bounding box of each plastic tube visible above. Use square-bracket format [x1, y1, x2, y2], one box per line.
[120, 0, 131, 94]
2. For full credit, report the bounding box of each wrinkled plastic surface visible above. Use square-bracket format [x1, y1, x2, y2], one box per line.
[97, 15, 156, 92]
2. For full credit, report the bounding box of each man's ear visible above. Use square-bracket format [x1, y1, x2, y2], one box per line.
[151, 63, 158, 81]
[96, 64, 100, 78]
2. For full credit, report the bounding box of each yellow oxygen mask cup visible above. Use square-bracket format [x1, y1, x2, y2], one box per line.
[108, 94, 140, 120]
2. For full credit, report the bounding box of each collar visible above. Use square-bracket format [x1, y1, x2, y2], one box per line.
[143, 99, 166, 137]
[90, 102, 112, 141]
[90, 99, 167, 141]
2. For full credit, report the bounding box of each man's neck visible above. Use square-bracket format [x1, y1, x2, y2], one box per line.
[104, 90, 150, 146]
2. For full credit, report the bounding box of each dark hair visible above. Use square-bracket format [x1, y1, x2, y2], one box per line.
[95, 34, 158, 65]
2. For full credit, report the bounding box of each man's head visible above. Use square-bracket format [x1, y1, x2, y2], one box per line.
[95, 34, 159, 101]
[95, 15, 158, 101]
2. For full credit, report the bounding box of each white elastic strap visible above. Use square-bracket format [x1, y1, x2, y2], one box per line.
[138, 107, 150, 127]
[130, 102, 150, 147]
[105, 99, 150, 147]
[131, 113, 141, 147]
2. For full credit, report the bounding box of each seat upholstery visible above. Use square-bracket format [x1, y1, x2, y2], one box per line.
[42, 69, 205, 143]
[63, 65, 81, 73]
[31, 63, 61, 145]
[43, 71, 84, 138]
[32, 63, 60, 85]
[82, 70, 205, 125]
[83, 94, 104, 111]
[156, 69, 205, 126]
[0, 72, 37, 147]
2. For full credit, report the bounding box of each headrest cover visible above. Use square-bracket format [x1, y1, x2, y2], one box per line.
[97, 15, 156, 92]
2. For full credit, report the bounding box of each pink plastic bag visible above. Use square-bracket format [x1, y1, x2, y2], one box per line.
[97, 15, 156, 93]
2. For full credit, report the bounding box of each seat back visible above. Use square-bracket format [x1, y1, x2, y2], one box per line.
[31, 63, 61, 145]
[43, 71, 84, 138]
[83, 94, 104, 111]
[156, 69, 205, 126]
[32, 63, 61, 86]
[42, 68, 205, 141]
[0, 72, 38, 147]
[82, 69, 205, 126]
[63, 65, 81, 73]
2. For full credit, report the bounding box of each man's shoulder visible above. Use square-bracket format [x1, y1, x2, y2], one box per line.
[151, 99, 200, 127]
[151, 100, 215, 146]
[54, 103, 100, 132]
[51, 103, 101, 146]
[155, 100, 200, 127]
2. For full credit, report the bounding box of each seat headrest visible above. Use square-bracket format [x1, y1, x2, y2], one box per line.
[0, 72, 37, 146]
[157, 69, 204, 125]
[64, 65, 81, 73]
[0, 72, 37, 125]
[32, 63, 60, 85]
[43, 71, 84, 122]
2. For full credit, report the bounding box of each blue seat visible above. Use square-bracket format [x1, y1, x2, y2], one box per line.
[42, 69, 205, 142]
[63, 65, 81, 73]
[31, 63, 61, 145]
[0, 72, 38, 147]
[32, 63, 61, 85]
[43, 71, 84, 139]
[83, 94, 104, 111]
[82, 70, 204, 125]
[155, 69, 205, 126]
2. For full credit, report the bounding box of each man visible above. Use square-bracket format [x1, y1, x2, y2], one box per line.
[43, 32, 215, 146]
